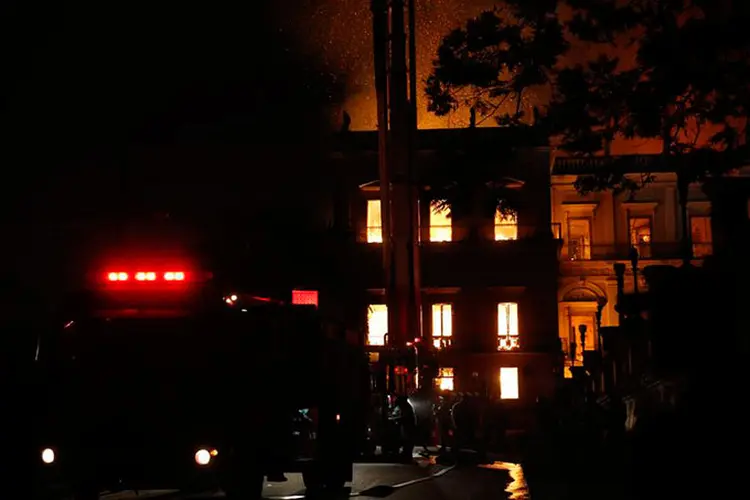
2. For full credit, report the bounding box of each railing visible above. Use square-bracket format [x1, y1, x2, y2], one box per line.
[553, 155, 670, 176]
[364, 226, 384, 244]
[691, 243, 713, 258]
[563, 241, 713, 261]
[432, 337, 453, 350]
[497, 334, 520, 351]
[359, 223, 562, 243]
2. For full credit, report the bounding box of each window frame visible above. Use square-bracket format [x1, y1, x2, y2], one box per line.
[689, 215, 713, 258]
[431, 303, 453, 349]
[366, 304, 388, 346]
[429, 201, 452, 242]
[366, 199, 383, 243]
[628, 215, 653, 258]
[567, 216, 593, 260]
[435, 367, 454, 391]
[499, 367, 519, 400]
[494, 210, 518, 241]
[497, 302, 520, 351]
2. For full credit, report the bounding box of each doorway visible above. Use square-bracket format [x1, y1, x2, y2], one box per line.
[569, 314, 597, 365]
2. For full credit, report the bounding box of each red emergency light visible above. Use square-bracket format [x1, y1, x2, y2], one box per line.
[291, 290, 318, 307]
[106, 271, 186, 283]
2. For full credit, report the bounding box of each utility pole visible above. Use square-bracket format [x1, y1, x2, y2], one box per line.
[371, 0, 422, 353]
[408, 0, 418, 133]
[371, 0, 391, 275]
[406, 0, 422, 358]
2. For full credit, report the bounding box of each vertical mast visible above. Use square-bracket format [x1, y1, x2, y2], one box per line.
[371, 0, 391, 274]
[408, 0, 418, 133]
[406, 0, 422, 352]
[372, 0, 422, 366]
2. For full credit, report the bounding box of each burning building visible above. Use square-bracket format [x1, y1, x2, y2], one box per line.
[331, 126, 562, 407]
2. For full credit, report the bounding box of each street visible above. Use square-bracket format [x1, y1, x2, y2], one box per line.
[93, 460, 525, 500]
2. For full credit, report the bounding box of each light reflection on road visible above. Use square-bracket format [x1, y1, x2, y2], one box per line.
[478, 462, 529, 500]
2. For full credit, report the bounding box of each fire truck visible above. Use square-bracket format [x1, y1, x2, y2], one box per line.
[33, 257, 370, 500]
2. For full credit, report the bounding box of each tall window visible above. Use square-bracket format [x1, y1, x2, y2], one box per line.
[499, 367, 519, 400]
[495, 210, 518, 241]
[429, 201, 452, 242]
[366, 200, 383, 243]
[690, 216, 713, 257]
[629, 217, 652, 258]
[431, 303, 453, 349]
[567, 218, 591, 260]
[497, 302, 519, 351]
[367, 304, 388, 346]
[435, 367, 454, 391]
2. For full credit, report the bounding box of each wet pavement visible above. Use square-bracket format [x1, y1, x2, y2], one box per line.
[257, 458, 455, 499]
[88, 459, 525, 500]
[384, 462, 526, 500]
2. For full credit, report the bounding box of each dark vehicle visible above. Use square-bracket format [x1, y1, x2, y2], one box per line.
[365, 344, 438, 457]
[34, 263, 369, 499]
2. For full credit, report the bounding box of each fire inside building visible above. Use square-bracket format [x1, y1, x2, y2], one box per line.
[332, 128, 560, 408]
[329, 130, 750, 419]
[317, 0, 750, 420]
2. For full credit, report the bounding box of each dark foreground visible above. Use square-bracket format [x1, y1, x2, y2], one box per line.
[43, 459, 524, 500]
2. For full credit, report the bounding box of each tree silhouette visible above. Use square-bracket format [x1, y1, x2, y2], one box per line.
[427, 1, 750, 262]
[555, 0, 749, 264]
[422, 128, 542, 241]
[425, 0, 567, 126]
[423, 1, 565, 236]
[698, 2, 750, 148]
[547, 56, 641, 157]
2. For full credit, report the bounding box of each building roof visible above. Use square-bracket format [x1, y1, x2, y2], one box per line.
[335, 130, 668, 177]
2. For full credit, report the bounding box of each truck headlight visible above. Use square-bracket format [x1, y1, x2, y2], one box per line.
[194, 448, 218, 465]
[41, 448, 55, 464]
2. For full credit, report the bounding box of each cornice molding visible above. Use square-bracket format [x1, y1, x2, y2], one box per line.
[562, 201, 599, 214]
[620, 201, 658, 212]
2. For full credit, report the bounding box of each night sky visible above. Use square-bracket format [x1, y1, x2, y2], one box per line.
[1, 0, 507, 220]
[0, 0, 659, 226]
[1, 1, 644, 142]
[1, 0, 500, 149]
[286, 0, 501, 130]
[0, 1, 657, 291]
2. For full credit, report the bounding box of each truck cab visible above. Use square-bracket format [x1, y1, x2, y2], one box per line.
[34, 261, 368, 500]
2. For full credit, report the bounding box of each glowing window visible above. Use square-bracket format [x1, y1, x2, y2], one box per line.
[367, 304, 388, 346]
[690, 216, 712, 257]
[629, 217, 652, 258]
[429, 201, 452, 242]
[435, 367, 454, 391]
[499, 367, 519, 400]
[431, 303, 453, 349]
[367, 200, 383, 243]
[495, 210, 518, 241]
[567, 218, 591, 260]
[497, 302, 519, 351]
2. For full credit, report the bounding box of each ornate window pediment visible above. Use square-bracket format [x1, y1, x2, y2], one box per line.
[562, 287, 599, 302]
